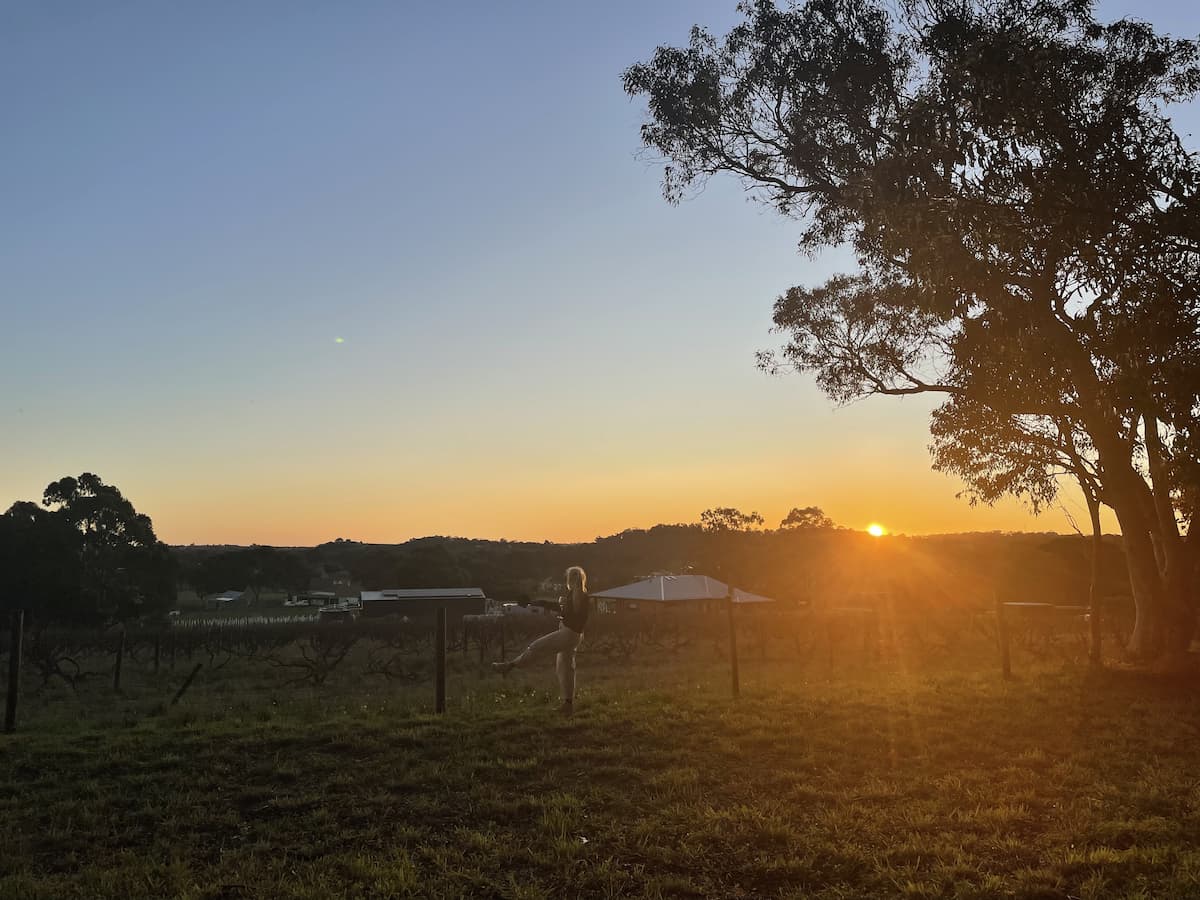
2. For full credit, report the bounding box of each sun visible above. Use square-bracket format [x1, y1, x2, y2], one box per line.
[867, 523, 885, 537]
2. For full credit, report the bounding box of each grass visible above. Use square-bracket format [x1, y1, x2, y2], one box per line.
[3, 646, 1200, 898]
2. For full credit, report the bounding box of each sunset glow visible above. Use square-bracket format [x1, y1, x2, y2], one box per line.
[0, 0, 1144, 546]
[867, 523, 886, 537]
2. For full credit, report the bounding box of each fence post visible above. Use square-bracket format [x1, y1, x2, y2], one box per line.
[172, 663, 204, 705]
[726, 594, 740, 699]
[499, 617, 506, 661]
[153, 632, 161, 674]
[996, 597, 1012, 680]
[435, 607, 447, 714]
[5, 610, 24, 734]
[113, 630, 126, 692]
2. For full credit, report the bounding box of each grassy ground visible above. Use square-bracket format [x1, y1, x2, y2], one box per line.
[2, 650, 1199, 899]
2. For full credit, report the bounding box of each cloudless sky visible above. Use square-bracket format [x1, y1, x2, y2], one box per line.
[2, 1, 1196, 545]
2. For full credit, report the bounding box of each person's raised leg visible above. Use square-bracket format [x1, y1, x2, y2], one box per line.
[493, 626, 567, 675]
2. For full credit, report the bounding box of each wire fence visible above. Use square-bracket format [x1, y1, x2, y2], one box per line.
[2, 598, 1125, 734]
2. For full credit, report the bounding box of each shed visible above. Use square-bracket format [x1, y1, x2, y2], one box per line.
[360, 587, 488, 622]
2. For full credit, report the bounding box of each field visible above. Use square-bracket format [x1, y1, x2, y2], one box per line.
[2, 619, 1199, 899]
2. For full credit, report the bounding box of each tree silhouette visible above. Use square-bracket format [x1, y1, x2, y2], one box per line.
[700, 507, 765, 533]
[41, 473, 176, 622]
[626, 0, 1200, 662]
[0, 501, 83, 623]
[779, 506, 835, 530]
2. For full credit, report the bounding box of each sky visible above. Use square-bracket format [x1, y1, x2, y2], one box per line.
[2, 1, 1197, 546]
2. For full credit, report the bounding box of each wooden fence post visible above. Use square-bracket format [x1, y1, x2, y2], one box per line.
[113, 630, 126, 692]
[171, 663, 203, 705]
[996, 598, 1012, 680]
[153, 633, 161, 674]
[499, 617, 506, 661]
[435, 607, 447, 714]
[726, 594, 740, 699]
[5, 610, 24, 734]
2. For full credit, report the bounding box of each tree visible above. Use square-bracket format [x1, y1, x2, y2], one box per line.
[700, 507, 765, 533]
[1, 475, 174, 624]
[0, 502, 83, 623]
[626, 0, 1200, 662]
[189, 547, 312, 604]
[779, 506, 834, 530]
[41, 473, 177, 622]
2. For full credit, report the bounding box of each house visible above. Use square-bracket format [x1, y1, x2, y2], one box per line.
[591, 575, 777, 614]
[360, 587, 487, 623]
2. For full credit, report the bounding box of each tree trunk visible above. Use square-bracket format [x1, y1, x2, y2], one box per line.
[1110, 492, 1195, 663]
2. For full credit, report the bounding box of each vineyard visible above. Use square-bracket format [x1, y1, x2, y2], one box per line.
[0, 597, 1124, 736]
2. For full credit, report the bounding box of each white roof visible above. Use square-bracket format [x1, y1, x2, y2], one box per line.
[731, 587, 776, 604]
[592, 575, 775, 604]
[361, 588, 486, 603]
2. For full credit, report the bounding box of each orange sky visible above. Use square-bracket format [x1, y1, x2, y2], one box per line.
[1, 392, 1108, 547]
[1, 0, 1151, 547]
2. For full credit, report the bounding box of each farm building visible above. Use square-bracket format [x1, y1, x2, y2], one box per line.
[289, 591, 339, 607]
[591, 575, 776, 613]
[359, 587, 488, 623]
[203, 589, 245, 611]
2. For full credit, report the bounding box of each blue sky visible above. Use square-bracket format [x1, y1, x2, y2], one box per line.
[1, 1, 1196, 544]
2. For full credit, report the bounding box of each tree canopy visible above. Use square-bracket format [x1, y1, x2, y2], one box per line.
[626, 0, 1200, 659]
[780, 506, 836, 530]
[700, 507, 766, 532]
[2, 474, 175, 624]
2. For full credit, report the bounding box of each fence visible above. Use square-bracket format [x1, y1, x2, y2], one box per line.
[2, 598, 1112, 733]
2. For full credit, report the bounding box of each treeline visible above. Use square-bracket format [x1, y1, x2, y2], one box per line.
[177, 518, 1131, 613]
[4, 474, 1131, 628]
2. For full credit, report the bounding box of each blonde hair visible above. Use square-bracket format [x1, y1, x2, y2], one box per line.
[565, 566, 587, 593]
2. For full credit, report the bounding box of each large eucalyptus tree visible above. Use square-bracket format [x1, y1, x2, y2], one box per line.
[625, 0, 1200, 660]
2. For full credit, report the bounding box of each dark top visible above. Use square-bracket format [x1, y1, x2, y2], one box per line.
[561, 589, 589, 633]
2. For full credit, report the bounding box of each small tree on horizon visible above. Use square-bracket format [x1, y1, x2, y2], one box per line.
[700, 507, 766, 533]
[779, 506, 835, 530]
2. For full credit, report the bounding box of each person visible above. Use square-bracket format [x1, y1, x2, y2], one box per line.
[493, 566, 589, 714]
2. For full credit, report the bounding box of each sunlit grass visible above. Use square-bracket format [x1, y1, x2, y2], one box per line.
[2, 653, 1199, 898]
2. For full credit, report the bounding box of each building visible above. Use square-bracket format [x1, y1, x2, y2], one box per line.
[359, 587, 487, 623]
[591, 575, 776, 614]
[203, 589, 245, 611]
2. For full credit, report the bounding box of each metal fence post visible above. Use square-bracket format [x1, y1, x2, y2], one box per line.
[5, 610, 24, 733]
[727, 594, 740, 698]
[113, 630, 126, 692]
[997, 598, 1012, 680]
[435, 607, 447, 714]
